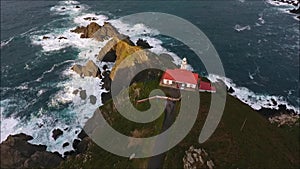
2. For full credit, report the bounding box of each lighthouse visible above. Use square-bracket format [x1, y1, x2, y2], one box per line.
[180, 57, 187, 70]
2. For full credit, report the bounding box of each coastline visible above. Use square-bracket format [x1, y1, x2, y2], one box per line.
[1, 1, 299, 168]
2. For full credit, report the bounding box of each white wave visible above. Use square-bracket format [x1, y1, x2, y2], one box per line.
[16, 84, 29, 90]
[234, 24, 251, 32]
[37, 89, 47, 97]
[109, 19, 160, 37]
[73, 13, 108, 27]
[35, 60, 75, 82]
[266, 0, 299, 8]
[50, 1, 88, 16]
[24, 63, 31, 70]
[208, 74, 300, 114]
[1, 37, 14, 48]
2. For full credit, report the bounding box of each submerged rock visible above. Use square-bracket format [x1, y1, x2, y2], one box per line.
[79, 90, 87, 100]
[89, 95, 97, 105]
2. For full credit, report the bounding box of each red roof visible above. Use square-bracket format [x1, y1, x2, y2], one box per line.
[199, 81, 216, 91]
[162, 69, 199, 84]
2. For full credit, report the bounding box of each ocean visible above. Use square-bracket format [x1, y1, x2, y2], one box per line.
[1, 0, 299, 155]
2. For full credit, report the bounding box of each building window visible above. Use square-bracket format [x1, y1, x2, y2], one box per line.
[187, 83, 191, 88]
[163, 79, 168, 84]
[168, 80, 173, 85]
[181, 83, 185, 87]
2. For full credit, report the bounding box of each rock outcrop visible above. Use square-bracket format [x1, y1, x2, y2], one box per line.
[71, 22, 130, 42]
[71, 22, 101, 39]
[52, 128, 63, 140]
[0, 133, 63, 169]
[136, 38, 152, 49]
[269, 113, 299, 127]
[183, 146, 215, 169]
[71, 60, 101, 78]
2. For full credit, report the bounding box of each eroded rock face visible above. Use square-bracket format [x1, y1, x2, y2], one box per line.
[70, 22, 126, 42]
[0, 133, 63, 169]
[71, 60, 101, 78]
[71, 22, 101, 39]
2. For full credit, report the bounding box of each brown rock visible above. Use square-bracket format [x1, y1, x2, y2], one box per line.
[71, 60, 101, 78]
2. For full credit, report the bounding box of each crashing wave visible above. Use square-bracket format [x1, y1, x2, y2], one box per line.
[208, 74, 299, 114]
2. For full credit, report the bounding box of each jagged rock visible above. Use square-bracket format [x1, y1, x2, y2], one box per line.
[75, 5, 80, 8]
[136, 38, 152, 49]
[0, 133, 63, 169]
[71, 60, 101, 78]
[97, 36, 134, 62]
[80, 90, 87, 100]
[71, 22, 101, 39]
[71, 22, 128, 42]
[61, 7, 66, 10]
[52, 128, 63, 140]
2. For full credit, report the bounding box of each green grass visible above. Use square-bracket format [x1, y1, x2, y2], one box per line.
[163, 92, 299, 169]
[58, 80, 299, 169]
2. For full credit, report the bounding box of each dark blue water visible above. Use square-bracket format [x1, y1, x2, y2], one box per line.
[1, 0, 299, 154]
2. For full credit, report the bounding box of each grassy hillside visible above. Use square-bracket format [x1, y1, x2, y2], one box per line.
[58, 80, 299, 169]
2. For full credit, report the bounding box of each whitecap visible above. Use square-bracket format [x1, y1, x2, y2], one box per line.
[73, 13, 108, 27]
[1, 37, 14, 48]
[234, 24, 251, 32]
[208, 74, 300, 114]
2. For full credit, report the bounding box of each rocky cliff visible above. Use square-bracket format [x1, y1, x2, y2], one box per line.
[0, 133, 63, 169]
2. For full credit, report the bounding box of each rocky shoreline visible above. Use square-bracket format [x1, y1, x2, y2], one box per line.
[1, 18, 299, 168]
